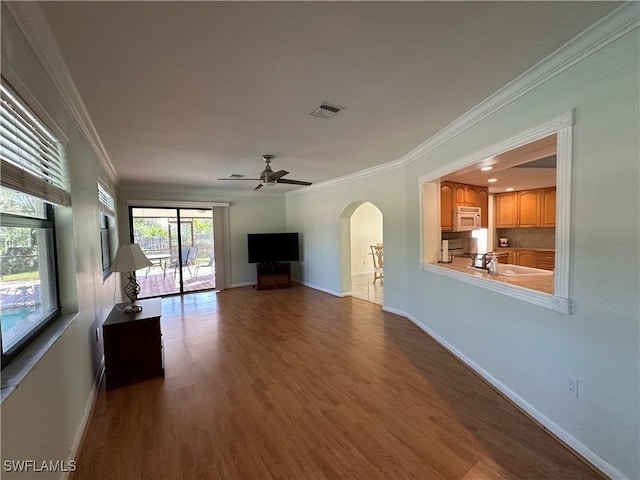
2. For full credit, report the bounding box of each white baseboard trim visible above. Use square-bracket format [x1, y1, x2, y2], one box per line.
[228, 281, 256, 289]
[64, 358, 104, 479]
[295, 280, 345, 298]
[389, 308, 625, 480]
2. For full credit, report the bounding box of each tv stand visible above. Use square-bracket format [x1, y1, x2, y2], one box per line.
[256, 262, 291, 290]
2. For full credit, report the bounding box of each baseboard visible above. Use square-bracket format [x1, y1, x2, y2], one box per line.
[228, 281, 256, 289]
[388, 308, 623, 480]
[294, 280, 345, 298]
[63, 357, 104, 479]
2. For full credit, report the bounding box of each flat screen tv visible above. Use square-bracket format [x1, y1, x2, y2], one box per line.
[247, 233, 300, 264]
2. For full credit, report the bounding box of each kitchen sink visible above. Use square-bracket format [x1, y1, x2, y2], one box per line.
[467, 264, 552, 276]
[497, 264, 553, 276]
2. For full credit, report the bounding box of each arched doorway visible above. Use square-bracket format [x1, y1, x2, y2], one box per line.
[339, 201, 383, 305]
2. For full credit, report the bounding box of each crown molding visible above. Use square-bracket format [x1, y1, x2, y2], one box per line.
[286, 158, 405, 197]
[4, 2, 119, 183]
[289, 2, 639, 197]
[6, 2, 637, 193]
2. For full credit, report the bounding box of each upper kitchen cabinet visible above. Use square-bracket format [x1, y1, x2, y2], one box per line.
[495, 191, 518, 227]
[440, 181, 488, 230]
[495, 187, 555, 228]
[440, 182, 454, 231]
[517, 190, 541, 227]
[541, 187, 556, 227]
[477, 188, 489, 228]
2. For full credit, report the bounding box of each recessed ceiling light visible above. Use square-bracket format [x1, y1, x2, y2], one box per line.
[488, 178, 498, 183]
[481, 166, 494, 171]
[505, 187, 515, 192]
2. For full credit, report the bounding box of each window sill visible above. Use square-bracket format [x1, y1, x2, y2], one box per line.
[1, 313, 77, 404]
[420, 262, 571, 314]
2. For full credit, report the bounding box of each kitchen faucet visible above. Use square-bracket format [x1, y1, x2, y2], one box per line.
[481, 252, 495, 270]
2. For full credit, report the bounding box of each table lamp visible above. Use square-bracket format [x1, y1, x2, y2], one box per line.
[112, 243, 153, 313]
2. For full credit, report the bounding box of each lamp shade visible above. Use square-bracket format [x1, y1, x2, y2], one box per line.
[112, 243, 153, 272]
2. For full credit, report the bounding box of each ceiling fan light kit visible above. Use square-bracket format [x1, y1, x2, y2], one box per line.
[218, 155, 312, 191]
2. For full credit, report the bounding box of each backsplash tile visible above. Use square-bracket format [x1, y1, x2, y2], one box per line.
[496, 228, 555, 249]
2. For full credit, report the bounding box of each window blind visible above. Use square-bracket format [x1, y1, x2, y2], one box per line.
[0, 82, 70, 207]
[98, 182, 115, 217]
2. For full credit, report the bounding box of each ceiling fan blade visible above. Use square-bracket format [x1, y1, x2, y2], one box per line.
[268, 169, 289, 181]
[253, 183, 264, 191]
[277, 178, 312, 186]
[217, 177, 261, 181]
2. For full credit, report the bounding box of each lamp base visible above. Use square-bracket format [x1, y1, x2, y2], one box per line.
[124, 304, 143, 314]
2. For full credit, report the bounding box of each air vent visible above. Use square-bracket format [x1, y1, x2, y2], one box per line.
[310, 104, 342, 119]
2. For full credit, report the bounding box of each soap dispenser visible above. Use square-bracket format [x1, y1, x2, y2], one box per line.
[488, 256, 499, 275]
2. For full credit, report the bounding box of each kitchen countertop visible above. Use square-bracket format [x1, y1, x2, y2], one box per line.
[437, 256, 554, 294]
[495, 247, 555, 252]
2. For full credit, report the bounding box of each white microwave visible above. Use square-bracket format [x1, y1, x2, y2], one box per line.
[453, 205, 481, 231]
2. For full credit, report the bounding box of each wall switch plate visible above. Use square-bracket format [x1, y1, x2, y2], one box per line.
[568, 377, 579, 398]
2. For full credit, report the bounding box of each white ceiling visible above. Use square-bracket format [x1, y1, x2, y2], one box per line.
[443, 134, 557, 193]
[32, 1, 620, 192]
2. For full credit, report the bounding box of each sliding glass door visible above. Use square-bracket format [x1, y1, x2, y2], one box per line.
[130, 207, 215, 298]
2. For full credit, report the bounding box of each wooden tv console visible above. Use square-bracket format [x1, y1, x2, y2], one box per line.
[256, 262, 291, 290]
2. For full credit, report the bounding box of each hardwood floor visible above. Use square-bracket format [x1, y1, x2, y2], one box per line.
[73, 286, 601, 479]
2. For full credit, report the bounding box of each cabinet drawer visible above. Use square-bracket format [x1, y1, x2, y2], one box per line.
[535, 251, 555, 271]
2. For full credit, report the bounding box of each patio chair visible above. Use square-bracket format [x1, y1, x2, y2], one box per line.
[168, 247, 191, 278]
[195, 252, 215, 278]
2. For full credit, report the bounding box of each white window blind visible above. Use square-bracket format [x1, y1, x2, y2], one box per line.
[0, 82, 70, 207]
[98, 182, 115, 217]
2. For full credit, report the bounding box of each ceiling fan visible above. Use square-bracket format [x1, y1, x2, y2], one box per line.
[218, 155, 312, 190]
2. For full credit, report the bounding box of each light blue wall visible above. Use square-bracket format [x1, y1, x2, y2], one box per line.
[116, 184, 287, 286]
[1, 5, 119, 474]
[286, 168, 408, 309]
[286, 29, 639, 479]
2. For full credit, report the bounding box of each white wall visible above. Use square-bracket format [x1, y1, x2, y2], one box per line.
[286, 29, 639, 479]
[1, 6, 119, 477]
[350, 202, 383, 276]
[116, 184, 287, 287]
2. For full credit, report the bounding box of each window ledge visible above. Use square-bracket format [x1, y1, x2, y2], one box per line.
[1, 313, 77, 404]
[420, 263, 571, 314]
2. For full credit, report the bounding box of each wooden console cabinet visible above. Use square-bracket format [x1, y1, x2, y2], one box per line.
[103, 298, 164, 390]
[256, 262, 291, 290]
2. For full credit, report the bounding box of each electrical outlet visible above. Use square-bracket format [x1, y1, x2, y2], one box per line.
[568, 377, 579, 398]
[95, 328, 100, 342]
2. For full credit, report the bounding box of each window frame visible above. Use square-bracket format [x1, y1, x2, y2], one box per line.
[418, 111, 573, 314]
[98, 182, 115, 281]
[0, 201, 62, 367]
[0, 78, 66, 368]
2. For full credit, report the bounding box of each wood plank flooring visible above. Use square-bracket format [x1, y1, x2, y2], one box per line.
[72, 286, 601, 479]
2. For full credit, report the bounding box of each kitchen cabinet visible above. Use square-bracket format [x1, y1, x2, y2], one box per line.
[516, 249, 537, 267]
[535, 251, 555, 270]
[477, 189, 489, 228]
[495, 192, 518, 228]
[496, 249, 515, 264]
[541, 187, 556, 227]
[440, 182, 454, 231]
[495, 188, 556, 228]
[440, 181, 488, 230]
[517, 191, 540, 227]
[495, 248, 554, 270]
